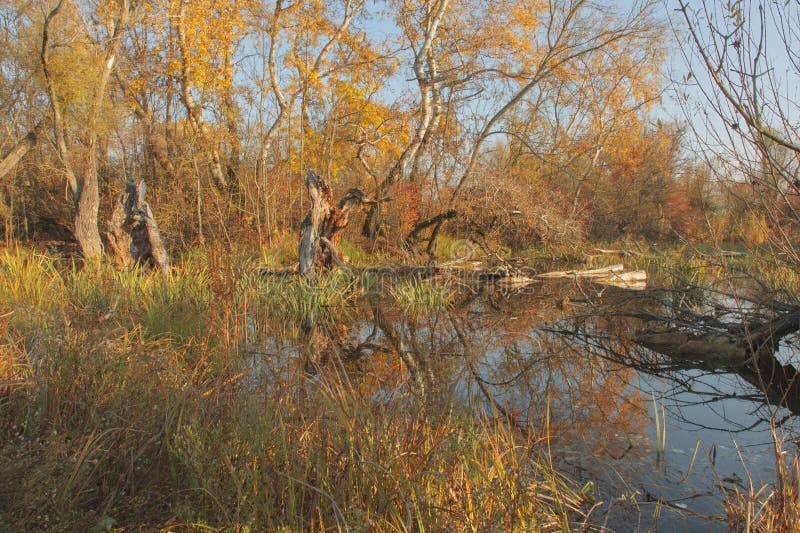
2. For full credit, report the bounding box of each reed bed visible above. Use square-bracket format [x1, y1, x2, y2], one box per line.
[390, 277, 456, 314]
[0, 246, 591, 531]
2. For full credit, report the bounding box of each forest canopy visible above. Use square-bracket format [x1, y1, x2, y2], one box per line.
[0, 0, 794, 258]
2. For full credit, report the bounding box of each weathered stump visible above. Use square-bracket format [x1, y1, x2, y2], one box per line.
[298, 171, 375, 277]
[107, 180, 169, 273]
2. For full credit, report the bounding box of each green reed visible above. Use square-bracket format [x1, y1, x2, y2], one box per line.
[390, 277, 455, 314]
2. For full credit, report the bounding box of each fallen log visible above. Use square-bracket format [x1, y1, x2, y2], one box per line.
[593, 248, 645, 257]
[535, 264, 647, 288]
[634, 331, 748, 366]
[594, 270, 648, 290]
[536, 264, 625, 279]
[632, 306, 800, 414]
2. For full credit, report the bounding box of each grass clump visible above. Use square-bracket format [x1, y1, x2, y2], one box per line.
[0, 248, 63, 334]
[724, 436, 800, 532]
[337, 239, 370, 266]
[390, 277, 455, 313]
[243, 270, 360, 324]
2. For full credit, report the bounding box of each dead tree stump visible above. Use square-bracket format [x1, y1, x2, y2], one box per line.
[107, 180, 170, 273]
[298, 171, 375, 277]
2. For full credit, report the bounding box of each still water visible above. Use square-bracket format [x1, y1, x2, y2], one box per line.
[245, 270, 799, 531]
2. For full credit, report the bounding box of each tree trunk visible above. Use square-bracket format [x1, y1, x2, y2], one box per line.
[172, 0, 231, 194]
[0, 121, 43, 181]
[298, 171, 333, 277]
[107, 180, 170, 273]
[74, 165, 104, 259]
[41, 0, 129, 260]
[298, 170, 375, 277]
[362, 199, 383, 241]
[405, 209, 457, 250]
[361, 1, 449, 243]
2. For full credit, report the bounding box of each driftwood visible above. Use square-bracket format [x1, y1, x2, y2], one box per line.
[635, 328, 800, 415]
[593, 248, 644, 256]
[482, 263, 646, 289]
[298, 170, 375, 277]
[535, 263, 647, 289]
[645, 309, 800, 364]
[594, 271, 647, 290]
[537, 264, 625, 279]
[107, 180, 169, 273]
[634, 331, 748, 366]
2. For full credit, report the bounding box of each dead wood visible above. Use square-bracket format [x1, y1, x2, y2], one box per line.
[107, 180, 169, 273]
[536, 264, 625, 279]
[320, 237, 350, 270]
[298, 170, 375, 277]
[405, 209, 457, 250]
[634, 331, 748, 365]
[298, 171, 332, 277]
[593, 248, 644, 257]
[537, 264, 646, 288]
[633, 305, 800, 414]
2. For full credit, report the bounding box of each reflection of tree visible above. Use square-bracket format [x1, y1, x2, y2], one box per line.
[250, 281, 713, 466]
[460, 322, 648, 460]
[297, 312, 407, 395]
[257, 274, 800, 445]
[557, 286, 800, 429]
[284, 284, 654, 459]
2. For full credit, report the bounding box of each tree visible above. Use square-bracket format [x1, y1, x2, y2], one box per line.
[40, 0, 130, 259]
[249, 0, 374, 176]
[1, 1, 49, 240]
[169, 0, 244, 194]
[358, 0, 665, 246]
[675, 0, 800, 259]
[361, 0, 451, 240]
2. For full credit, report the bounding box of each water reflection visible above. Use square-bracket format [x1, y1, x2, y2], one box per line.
[563, 287, 800, 423]
[245, 276, 799, 529]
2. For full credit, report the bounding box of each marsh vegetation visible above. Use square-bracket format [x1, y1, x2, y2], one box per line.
[1, 244, 799, 531]
[3, 0, 800, 530]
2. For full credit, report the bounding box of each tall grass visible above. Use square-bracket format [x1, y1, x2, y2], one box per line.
[0, 247, 591, 531]
[724, 433, 800, 532]
[0, 248, 63, 334]
[390, 277, 455, 314]
[241, 269, 360, 324]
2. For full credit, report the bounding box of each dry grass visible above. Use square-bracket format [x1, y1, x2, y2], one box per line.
[0, 246, 593, 531]
[724, 434, 800, 533]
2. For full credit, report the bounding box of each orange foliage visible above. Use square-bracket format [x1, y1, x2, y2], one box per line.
[389, 181, 422, 238]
